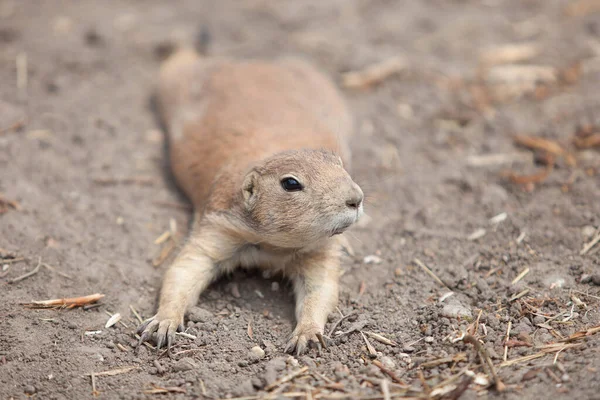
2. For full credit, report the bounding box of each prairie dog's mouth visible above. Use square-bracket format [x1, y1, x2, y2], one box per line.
[329, 212, 360, 236]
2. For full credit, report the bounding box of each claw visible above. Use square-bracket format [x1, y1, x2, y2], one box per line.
[137, 318, 153, 334]
[316, 333, 328, 350]
[137, 330, 151, 348]
[156, 335, 165, 350]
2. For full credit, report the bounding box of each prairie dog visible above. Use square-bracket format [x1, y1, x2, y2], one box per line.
[137, 49, 364, 355]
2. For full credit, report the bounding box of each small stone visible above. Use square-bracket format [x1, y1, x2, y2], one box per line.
[271, 282, 279, 291]
[173, 357, 197, 372]
[380, 356, 396, 369]
[533, 315, 545, 325]
[582, 225, 596, 238]
[424, 336, 434, 343]
[299, 356, 316, 368]
[363, 255, 382, 264]
[440, 300, 472, 319]
[67, 322, 77, 330]
[105, 341, 115, 349]
[561, 374, 570, 382]
[250, 346, 265, 360]
[591, 275, 600, 286]
[394, 267, 403, 277]
[187, 307, 213, 323]
[24, 385, 36, 395]
[581, 274, 592, 284]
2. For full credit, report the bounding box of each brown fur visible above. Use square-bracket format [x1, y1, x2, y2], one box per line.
[137, 49, 364, 355]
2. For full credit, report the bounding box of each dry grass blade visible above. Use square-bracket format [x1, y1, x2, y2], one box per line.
[363, 331, 397, 346]
[361, 332, 377, 357]
[559, 325, 600, 342]
[247, 319, 253, 339]
[327, 311, 357, 337]
[130, 305, 143, 323]
[22, 293, 105, 309]
[143, 384, 186, 394]
[413, 258, 448, 288]
[264, 366, 309, 391]
[87, 366, 137, 377]
[580, 230, 600, 255]
[381, 379, 391, 400]
[420, 353, 467, 369]
[372, 360, 408, 386]
[93, 176, 154, 186]
[342, 56, 407, 89]
[511, 268, 530, 285]
[152, 239, 177, 267]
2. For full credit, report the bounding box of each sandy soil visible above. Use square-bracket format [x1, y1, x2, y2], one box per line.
[1, 0, 600, 399]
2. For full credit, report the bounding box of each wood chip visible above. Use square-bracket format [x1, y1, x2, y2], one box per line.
[486, 65, 557, 84]
[480, 43, 539, 66]
[22, 293, 105, 309]
[513, 135, 565, 155]
[105, 313, 121, 328]
[342, 57, 407, 89]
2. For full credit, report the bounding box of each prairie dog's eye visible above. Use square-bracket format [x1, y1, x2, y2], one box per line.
[281, 177, 303, 192]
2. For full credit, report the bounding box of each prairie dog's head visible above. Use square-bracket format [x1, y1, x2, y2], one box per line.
[241, 149, 363, 248]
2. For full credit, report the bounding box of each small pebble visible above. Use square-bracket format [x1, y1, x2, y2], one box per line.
[24, 385, 36, 395]
[271, 282, 279, 291]
[250, 346, 265, 360]
[591, 275, 600, 286]
[380, 356, 396, 369]
[363, 255, 382, 264]
[173, 357, 197, 372]
[424, 336, 434, 343]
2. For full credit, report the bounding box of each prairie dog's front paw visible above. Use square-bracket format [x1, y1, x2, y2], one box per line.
[285, 322, 328, 356]
[136, 312, 184, 350]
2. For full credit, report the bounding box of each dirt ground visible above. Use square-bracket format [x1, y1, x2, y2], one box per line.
[2, 0, 600, 399]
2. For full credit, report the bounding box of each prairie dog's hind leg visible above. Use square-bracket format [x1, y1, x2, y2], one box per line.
[137, 237, 217, 350]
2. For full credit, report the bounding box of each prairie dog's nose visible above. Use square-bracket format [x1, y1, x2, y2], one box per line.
[345, 184, 364, 209]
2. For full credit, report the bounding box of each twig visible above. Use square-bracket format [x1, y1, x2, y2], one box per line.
[175, 332, 197, 340]
[8, 257, 42, 284]
[463, 335, 505, 392]
[42, 262, 73, 279]
[264, 366, 309, 391]
[327, 311, 357, 337]
[413, 258, 448, 288]
[0, 257, 25, 264]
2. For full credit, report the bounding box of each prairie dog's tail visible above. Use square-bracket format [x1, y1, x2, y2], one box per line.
[157, 48, 203, 141]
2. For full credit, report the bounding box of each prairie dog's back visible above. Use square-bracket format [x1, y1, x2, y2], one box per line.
[157, 49, 353, 209]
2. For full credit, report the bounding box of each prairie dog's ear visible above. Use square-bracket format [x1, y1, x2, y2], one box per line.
[242, 170, 260, 210]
